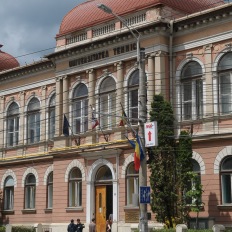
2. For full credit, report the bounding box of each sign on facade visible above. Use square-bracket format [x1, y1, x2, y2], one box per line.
[144, 121, 158, 147]
[140, 186, 150, 204]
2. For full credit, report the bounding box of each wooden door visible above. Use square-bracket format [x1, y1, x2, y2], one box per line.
[96, 186, 106, 232]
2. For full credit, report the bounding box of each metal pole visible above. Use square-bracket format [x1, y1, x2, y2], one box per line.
[138, 48, 148, 232]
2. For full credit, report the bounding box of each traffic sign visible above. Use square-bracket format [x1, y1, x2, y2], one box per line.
[144, 121, 158, 147]
[140, 186, 150, 204]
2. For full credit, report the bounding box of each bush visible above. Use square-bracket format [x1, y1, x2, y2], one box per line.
[0, 226, 5, 232]
[12, 226, 35, 232]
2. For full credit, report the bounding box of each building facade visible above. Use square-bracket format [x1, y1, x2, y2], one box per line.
[1, 0, 232, 231]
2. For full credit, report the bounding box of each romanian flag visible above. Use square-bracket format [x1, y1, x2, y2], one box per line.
[119, 108, 127, 126]
[126, 134, 145, 171]
[92, 112, 99, 129]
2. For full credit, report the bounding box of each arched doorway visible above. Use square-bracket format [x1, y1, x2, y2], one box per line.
[95, 165, 113, 232]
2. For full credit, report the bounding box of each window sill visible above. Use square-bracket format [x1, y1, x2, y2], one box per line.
[44, 208, 52, 213]
[2, 210, 14, 215]
[217, 204, 232, 210]
[124, 205, 139, 210]
[22, 209, 36, 214]
[66, 207, 83, 212]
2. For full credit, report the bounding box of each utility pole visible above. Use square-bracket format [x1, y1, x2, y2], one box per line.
[97, 4, 148, 232]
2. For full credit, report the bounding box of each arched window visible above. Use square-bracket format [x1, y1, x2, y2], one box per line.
[4, 176, 14, 210]
[128, 70, 139, 125]
[72, 84, 88, 133]
[27, 98, 40, 144]
[68, 168, 82, 207]
[47, 172, 53, 208]
[221, 156, 232, 204]
[181, 61, 203, 120]
[218, 52, 232, 114]
[99, 77, 116, 129]
[24, 174, 36, 209]
[48, 94, 56, 139]
[96, 165, 112, 181]
[126, 162, 139, 206]
[7, 102, 19, 147]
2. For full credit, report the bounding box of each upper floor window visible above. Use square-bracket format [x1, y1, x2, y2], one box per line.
[221, 156, 232, 204]
[181, 61, 203, 120]
[4, 176, 14, 210]
[27, 98, 40, 144]
[7, 102, 19, 147]
[47, 172, 53, 209]
[99, 77, 116, 129]
[48, 94, 56, 139]
[69, 167, 82, 207]
[126, 162, 139, 206]
[72, 84, 88, 134]
[218, 52, 232, 114]
[24, 174, 36, 209]
[128, 70, 139, 125]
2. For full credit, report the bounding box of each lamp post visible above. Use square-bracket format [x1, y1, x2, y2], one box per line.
[97, 4, 148, 232]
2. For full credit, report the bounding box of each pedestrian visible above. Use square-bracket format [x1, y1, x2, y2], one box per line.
[67, 219, 76, 232]
[106, 220, 111, 232]
[89, 218, 96, 232]
[76, 218, 85, 232]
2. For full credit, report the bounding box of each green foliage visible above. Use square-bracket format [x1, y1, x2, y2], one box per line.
[148, 95, 202, 228]
[0, 226, 5, 232]
[12, 226, 35, 232]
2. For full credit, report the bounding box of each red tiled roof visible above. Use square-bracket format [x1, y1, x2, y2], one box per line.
[58, 0, 224, 37]
[0, 51, 20, 71]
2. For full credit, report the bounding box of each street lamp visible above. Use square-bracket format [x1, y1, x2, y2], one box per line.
[97, 4, 148, 232]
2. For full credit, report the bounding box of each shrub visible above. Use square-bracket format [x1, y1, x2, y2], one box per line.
[12, 226, 35, 232]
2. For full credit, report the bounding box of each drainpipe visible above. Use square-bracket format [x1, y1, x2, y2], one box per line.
[169, 20, 174, 105]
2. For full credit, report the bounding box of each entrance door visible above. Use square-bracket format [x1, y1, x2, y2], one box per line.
[96, 186, 107, 232]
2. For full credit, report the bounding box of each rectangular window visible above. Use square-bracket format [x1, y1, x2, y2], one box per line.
[126, 177, 139, 206]
[28, 113, 40, 144]
[129, 89, 138, 124]
[25, 186, 35, 209]
[69, 181, 82, 207]
[222, 174, 232, 204]
[182, 82, 192, 120]
[4, 187, 14, 210]
[220, 73, 232, 114]
[47, 185, 53, 208]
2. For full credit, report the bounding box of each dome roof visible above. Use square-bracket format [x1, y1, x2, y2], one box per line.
[58, 0, 224, 37]
[0, 49, 20, 71]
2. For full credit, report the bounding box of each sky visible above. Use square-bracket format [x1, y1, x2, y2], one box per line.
[0, 0, 86, 66]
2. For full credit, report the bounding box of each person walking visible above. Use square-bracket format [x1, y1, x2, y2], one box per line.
[67, 219, 76, 232]
[76, 218, 85, 232]
[89, 218, 96, 232]
[106, 220, 111, 232]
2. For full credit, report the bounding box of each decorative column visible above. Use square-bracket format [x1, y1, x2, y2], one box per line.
[63, 75, 69, 117]
[155, 51, 167, 98]
[54, 77, 62, 137]
[115, 61, 124, 140]
[86, 69, 96, 144]
[147, 54, 155, 118]
[40, 86, 46, 143]
[203, 44, 214, 133]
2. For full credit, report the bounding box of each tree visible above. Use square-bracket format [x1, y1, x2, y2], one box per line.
[149, 95, 177, 228]
[148, 95, 195, 228]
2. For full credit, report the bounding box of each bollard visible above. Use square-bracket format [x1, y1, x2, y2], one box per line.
[6, 224, 12, 232]
[212, 224, 225, 232]
[176, 224, 188, 232]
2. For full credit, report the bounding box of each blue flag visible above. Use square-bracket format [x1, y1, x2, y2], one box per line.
[63, 114, 70, 137]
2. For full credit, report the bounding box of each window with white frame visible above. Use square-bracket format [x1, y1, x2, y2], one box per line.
[181, 61, 203, 120]
[126, 162, 139, 206]
[99, 76, 116, 129]
[7, 102, 19, 147]
[221, 156, 232, 204]
[48, 94, 55, 139]
[72, 84, 88, 134]
[47, 172, 53, 209]
[186, 159, 201, 205]
[128, 70, 139, 125]
[4, 176, 14, 210]
[68, 167, 82, 207]
[218, 52, 232, 114]
[27, 98, 40, 144]
[24, 174, 36, 209]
